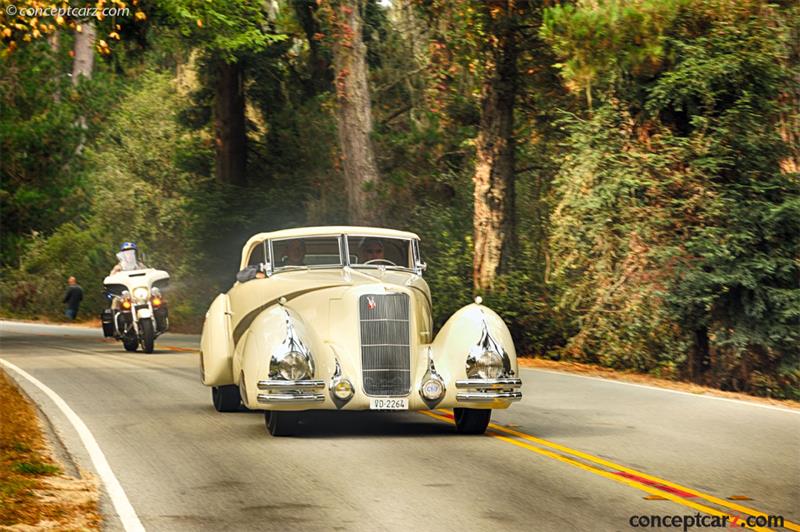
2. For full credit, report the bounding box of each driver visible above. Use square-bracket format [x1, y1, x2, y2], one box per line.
[281, 239, 306, 266]
[108, 241, 147, 311]
[110, 241, 146, 275]
[359, 238, 385, 263]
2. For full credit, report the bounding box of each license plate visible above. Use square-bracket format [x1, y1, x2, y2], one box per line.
[369, 398, 408, 410]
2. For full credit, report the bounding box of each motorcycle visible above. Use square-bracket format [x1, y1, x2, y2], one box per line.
[100, 268, 170, 353]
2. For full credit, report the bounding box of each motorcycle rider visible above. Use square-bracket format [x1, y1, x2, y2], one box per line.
[110, 241, 146, 275]
[109, 242, 147, 311]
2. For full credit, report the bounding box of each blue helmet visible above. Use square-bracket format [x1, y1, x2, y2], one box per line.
[120, 241, 137, 252]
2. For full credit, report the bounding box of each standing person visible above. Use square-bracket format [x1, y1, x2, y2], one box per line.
[63, 276, 83, 320]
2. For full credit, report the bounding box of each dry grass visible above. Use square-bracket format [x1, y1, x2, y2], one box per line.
[519, 357, 800, 410]
[0, 370, 101, 531]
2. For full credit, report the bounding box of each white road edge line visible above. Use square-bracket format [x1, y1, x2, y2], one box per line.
[0, 358, 146, 532]
[523, 367, 800, 415]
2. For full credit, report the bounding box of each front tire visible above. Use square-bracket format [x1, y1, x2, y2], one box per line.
[123, 337, 138, 352]
[212, 385, 241, 412]
[454, 408, 491, 434]
[141, 319, 155, 354]
[266, 411, 300, 437]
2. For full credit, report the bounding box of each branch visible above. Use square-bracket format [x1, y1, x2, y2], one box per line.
[373, 65, 429, 94]
[381, 105, 412, 125]
[515, 165, 538, 175]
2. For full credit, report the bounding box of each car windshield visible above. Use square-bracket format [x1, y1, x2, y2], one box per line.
[347, 236, 412, 269]
[271, 237, 342, 270]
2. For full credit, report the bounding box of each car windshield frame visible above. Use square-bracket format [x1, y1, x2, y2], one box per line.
[263, 233, 424, 276]
[269, 235, 345, 273]
[344, 234, 417, 272]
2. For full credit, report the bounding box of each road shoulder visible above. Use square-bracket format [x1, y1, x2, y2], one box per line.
[0, 369, 101, 530]
[519, 357, 800, 411]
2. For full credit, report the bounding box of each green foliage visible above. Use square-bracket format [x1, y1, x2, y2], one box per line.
[541, 0, 684, 104]
[0, 40, 84, 268]
[12, 461, 61, 476]
[545, 0, 800, 397]
[161, 0, 286, 61]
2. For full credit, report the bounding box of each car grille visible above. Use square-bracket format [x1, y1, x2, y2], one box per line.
[359, 293, 411, 396]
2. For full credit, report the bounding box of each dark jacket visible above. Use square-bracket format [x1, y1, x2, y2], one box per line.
[63, 285, 84, 310]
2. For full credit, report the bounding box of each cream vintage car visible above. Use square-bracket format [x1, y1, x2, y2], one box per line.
[200, 226, 522, 436]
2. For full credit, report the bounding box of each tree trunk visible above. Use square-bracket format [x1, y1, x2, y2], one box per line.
[293, 0, 333, 95]
[330, 0, 380, 225]
[72, 22, 96, 155]
[71, 22, 95, 85]
[213, 60, 247, 187]
[689, 326, 710, 384]
[473, 2, 517, 292]
[49, 31, 61, 103]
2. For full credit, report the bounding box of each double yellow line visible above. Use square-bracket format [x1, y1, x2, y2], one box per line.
[420, 410, 798, 532]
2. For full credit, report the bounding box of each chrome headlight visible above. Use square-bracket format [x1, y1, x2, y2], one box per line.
[466, 347, 504, 379]
[132, 286, 149, 303]
[275, 350, 311, 380]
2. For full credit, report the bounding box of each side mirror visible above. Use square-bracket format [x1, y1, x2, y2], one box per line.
[416, 261, 427, 273]
[236, 266, 258, 283]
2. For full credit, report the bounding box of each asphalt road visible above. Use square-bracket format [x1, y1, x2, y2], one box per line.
[1, 320, 798, 531]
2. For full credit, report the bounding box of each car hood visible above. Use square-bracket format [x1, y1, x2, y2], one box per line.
[228, 267, 431, 346]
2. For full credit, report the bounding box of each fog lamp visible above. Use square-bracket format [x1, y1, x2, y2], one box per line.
[421, 378, 444, 401]
[332, 379, 354, 400]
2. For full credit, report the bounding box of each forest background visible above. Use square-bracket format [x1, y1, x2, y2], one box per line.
[1, 0, 798, 398]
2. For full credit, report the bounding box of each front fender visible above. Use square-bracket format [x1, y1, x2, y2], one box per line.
[238, 305, 334, 409]
[428, 303, 518, 406]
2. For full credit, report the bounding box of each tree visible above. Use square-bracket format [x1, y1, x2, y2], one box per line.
[163, 0, 285, 186]
[543, 0, 800, 396]
[472, 0, 519, 292]
[322, 0, 381, 224]
[212, 59, 247, 187]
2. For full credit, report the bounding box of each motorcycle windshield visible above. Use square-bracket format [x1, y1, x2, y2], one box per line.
[116, 250, 140, 271]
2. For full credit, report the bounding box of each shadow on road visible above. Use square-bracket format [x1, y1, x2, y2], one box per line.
[232, 410, 458, 438]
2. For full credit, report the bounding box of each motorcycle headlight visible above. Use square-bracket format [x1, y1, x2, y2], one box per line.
[467, 348, 504, 379]
[132, 286, 149, 303]
[276, 350, 312, 381]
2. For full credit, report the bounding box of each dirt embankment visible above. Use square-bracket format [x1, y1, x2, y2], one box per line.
[0, 370, 101, 531]
[519, 357, 800, 410]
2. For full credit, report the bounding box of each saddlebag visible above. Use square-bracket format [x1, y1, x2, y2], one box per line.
[155, 306, 169, 333]
[101, 309, 114, 337]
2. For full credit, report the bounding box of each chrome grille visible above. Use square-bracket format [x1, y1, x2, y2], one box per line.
[360, 293, 410, 396]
